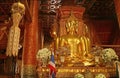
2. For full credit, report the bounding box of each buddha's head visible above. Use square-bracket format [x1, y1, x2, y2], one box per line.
[65, 11, 79, 34]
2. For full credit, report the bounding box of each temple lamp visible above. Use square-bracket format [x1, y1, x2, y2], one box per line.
[6, 2, 25, 57]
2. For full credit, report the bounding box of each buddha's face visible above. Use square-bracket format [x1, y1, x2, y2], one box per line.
[66, 20, 78, 34]
[65, 12, 79, 34]
[69, 25, 76, 33]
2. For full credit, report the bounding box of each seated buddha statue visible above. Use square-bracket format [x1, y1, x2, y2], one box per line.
[59, 15, 81, 63]
[51, 12, 94, 66]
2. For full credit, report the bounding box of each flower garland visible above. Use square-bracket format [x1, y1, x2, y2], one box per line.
[36, 48, 51, 66]
[101, 48, 118, 63]
[36, 48, 51, 59]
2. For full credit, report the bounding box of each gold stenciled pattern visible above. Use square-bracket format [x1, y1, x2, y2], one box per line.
[22, 65, 36, 77]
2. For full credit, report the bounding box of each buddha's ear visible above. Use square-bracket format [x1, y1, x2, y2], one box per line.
[65, 22, 70, 32]
[83, 24, 89, 33]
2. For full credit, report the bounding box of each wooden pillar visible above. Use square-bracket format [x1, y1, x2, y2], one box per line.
[114, 0, 120, 29]
[22, 1, 39, 78]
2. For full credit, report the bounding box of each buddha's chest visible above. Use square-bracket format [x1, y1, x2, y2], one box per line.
[65, 38, 80, 45]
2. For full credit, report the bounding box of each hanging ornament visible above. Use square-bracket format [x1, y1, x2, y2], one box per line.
[50, 0, 56, 4]
[6, 2, 25, 57]
[49, 0, 61, 12]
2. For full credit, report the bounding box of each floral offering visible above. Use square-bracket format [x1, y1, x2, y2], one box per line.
[101, 48, 118, 63]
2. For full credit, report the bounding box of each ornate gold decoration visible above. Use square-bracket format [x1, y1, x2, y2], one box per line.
[6, 2, 25, 56]
[37, 67, 115, 78]
[22, 65, 37, 78]
[84, 69, 94, 78]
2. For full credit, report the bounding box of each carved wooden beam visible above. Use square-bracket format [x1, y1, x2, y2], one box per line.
[85, 0, 96, 10]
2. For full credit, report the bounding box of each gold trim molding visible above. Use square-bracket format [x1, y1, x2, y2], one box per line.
[22, 65, 37, 78]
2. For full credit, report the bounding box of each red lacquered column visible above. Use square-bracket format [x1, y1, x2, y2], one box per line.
[22, 1, 39, 78]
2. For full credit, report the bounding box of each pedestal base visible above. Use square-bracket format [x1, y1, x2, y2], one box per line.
[37, 66, 116, 78]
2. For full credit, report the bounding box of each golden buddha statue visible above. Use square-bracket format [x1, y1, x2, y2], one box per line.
[59, 12, 81, 62]
[51, 11, 94, 66]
